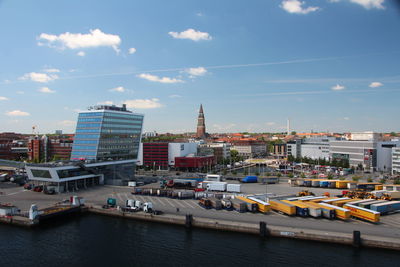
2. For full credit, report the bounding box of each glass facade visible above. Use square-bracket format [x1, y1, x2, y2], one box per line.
[71, 107, 144, 161]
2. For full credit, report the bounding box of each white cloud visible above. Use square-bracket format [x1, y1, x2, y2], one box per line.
[19, 72, 58, 83]
[58, 120, 76, 126]
[185, 67, 207, 77]
[77, 51, 85, 57]
[0, 96, 8, 101]
[6, 110, 30, 116]
[128, 47, 137, 54]
[331, 84, 345, 90]
[169, 94, 182, 98]
[16, 91, 24, 95]
[124, 98, 163, 109]
[281, 0, 320, 14]
[137, 73, 183, 84]
[168, 28, 212, 41]
[38, 87, 56, 93]
[38, 29, 121, 53]
[369, 81, 383, 88]
[109, 86, 126, 93]
[266, 122, 276, 126]
[350, 0, 385, 9]
[43, 68, 60, 73]
[97, 101, 114, 105]
[343, 117, 350, 120]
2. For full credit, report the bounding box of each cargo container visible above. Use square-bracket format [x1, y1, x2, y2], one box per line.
[318, 203, 350, 220]
[328, 181, 337, 188]
[207, 197, 222, 210]
[347, 182, 357, 190]
[343, 204, 380, 223]
[231, 198, 247, 213]
[332, 198, 361, 207]
[303, 179, 312, 187]
[269, 200, 296, 216]
[311, 180, 320, 187]
[206, 182, 227, 191]
[247, 197, 271, 213]
[178, 190, 194, 199]
[347, 199, 378, 206]
[387, 191, 400, 199]
[310, 202, 336, 219]
[359, 200, 388, 209]
[370, 190, 387, 198]
[336, 181, 351, 189]
[319, 181, 329, 188]
[297, 196, 327, 201]
[299, 202, 322, 218]
[356, 183, 382, 191]
[383, 185, 400, 191]
[281, 200, 309, 217]
[235, 196, 258, 212]
[241, 176, 258, 183]
[370, 201, 400, 214]
[226, 184, 241, 193]
[221, 198, 233, 210]
[308, 197, 336, 203]
[205, 174, 222, 182]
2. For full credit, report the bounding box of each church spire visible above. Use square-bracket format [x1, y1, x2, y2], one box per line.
[196, 104, 206, 138]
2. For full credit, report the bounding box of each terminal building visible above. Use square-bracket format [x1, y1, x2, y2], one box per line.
[25, 104, 144, 190]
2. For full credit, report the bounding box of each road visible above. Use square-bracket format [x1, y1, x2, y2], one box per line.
[1, 182, 400, 239]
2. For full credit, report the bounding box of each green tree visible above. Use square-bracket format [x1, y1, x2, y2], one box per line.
[300, 173, 306, 178]
[291, 131, 297, 135]
[390, 132, 397, 137]
[367, 177, 373, 183]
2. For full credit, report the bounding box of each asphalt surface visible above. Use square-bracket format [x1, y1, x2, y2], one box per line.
[1, 181, 400, 239]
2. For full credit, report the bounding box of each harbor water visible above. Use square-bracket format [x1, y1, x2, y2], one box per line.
[0, 214, 399, 267]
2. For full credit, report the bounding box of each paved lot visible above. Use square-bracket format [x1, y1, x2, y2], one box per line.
[1, 181, 400, 238]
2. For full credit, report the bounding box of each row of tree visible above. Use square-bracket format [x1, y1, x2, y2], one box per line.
[287, 155, 350, 168]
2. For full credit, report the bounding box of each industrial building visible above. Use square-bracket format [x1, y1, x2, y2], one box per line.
[392, 147, 400, 175]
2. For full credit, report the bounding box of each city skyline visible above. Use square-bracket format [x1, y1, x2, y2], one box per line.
[1, 0, 400, 134]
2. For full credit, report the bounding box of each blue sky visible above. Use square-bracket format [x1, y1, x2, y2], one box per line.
[0, 0, 399, 134]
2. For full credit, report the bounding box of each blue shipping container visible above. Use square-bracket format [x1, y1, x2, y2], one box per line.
[295, 207, 309, 217]
[320, 181, 329, 187]
[242, 176, 258, 183]
[370, 201, 400, 214]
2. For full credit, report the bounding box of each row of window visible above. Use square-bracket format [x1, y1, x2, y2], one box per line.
[74, 140, 98, 144]
[78, 117, 102, 122]
[72, 145, 98, 150]
[79, 112, 103, 117]
[77, 123, 102, 128]
[76, 129, 101, 133]
[74, 134, 100, 139]
[103, 117, 143, 124]
[71, 151, 97, 156]
[101, 129, 141, 134]
[102, 124, 142, 129]
[104, 113, 143, 120]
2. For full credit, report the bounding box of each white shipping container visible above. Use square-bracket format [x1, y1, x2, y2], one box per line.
[226, 184, 241, 193]
[128, 182, 137, 187]
[207, 182, 227, 191]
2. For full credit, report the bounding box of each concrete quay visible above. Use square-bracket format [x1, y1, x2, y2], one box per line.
[87, 205, 400, 251]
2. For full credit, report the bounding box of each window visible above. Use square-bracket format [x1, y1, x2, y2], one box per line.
[31, 169, 52, 179]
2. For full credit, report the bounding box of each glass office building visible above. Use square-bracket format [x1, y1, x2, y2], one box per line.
[71, 104, 143, 161]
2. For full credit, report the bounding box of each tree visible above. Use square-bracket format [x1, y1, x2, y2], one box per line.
[300, 173, 306, 178]
[291, 131, 297, 135]
[390, 132, 397, 137]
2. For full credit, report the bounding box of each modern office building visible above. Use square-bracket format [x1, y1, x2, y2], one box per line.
[301, 137, 335, 161]
[71, 104, 143, 161]
[231, 141, 267, 158]
[26, 104, 144, 188]
[287, 140, 301, 159]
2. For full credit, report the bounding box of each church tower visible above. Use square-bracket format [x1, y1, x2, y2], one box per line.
[196, 104, 206, 138]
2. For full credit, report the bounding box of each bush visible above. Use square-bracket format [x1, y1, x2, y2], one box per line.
[300, 173, 306, 178]
[288, 173, 294, 178]
[379, 178, 386, 184]
[394, 179, 400, 185]
[352, 176, 360, 182]
[367, 178, 373, 183]
[327, 173, 333, 180]
[255, 172, 260, 176]
[277, 173, 282, 178]
[232, 171, 237, 175]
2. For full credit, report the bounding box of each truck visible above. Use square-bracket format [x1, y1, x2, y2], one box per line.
[177, 190, 195, 199]
[241, 176, 258, 183]
[308, 202, 336, 219]
[221, 198, 233, 210]
[103, 198, 117, 209]
[206, 182, 227, 191]
[300, 202, 322, 218]
[208, 197, 222, 210]
[143, 202, 153, 213]
[247, 197, 271, 213]
[231, 198, 247, 213]
[124, 199, 139, 212]
[198, 198, 212, 209]
[205, 174, 222, 182]
[226, 184, 241, 193]
[235, 196, 258, 213]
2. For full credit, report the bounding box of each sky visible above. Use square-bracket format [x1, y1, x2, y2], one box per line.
[0, 0, 400, 134]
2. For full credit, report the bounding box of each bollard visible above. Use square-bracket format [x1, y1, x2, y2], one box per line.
[259, 221, 267, 237]
[353, 230, 361, 248]
[185, 214, 193, 229]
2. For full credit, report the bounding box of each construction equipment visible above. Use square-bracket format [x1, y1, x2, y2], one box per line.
[297, 190, 315, 197]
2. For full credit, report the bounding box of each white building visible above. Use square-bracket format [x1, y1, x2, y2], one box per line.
[300, 137, 334, 161]
[392, 147, 400, 175]
[350, 132, 381, 141]
[168, 143, 198, 166]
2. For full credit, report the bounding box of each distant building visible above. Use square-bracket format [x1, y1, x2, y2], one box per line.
[231, 141, 266, 158]
[196, 104, 207, 139]
[55, 130, 63, 135]
[392, 147, 400, 175]
[28, 135, 74, 162]
[350, 131, 381, 141]
[272, 143, 286, 158]
[0, 132, 28, 160]
[198, 143, 231, 162]
[174, 155, 215, 171]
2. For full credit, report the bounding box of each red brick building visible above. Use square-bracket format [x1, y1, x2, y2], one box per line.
[0, 132, 28, 160]
[28, 135, 74, 162]
[143, 142, 169, 169]
[174, 155, 215, 171]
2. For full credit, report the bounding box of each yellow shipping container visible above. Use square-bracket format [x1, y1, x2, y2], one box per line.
[269, 200, 296, 216]
[336, 180, 351, 189]
[344, 204, 380, 223]
[332, 198, 361, 207]
[236, 196, 271, 213]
